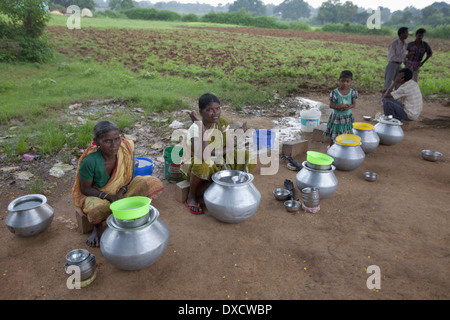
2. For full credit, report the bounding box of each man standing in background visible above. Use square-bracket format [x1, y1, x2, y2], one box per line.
[405, 28, 433, 83]
[382, 27, 409, 94]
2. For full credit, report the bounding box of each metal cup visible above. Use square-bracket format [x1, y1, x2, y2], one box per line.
[301, 187, 320, 207]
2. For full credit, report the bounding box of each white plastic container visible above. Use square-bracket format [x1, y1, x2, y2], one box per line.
[300, 109, 321, 132]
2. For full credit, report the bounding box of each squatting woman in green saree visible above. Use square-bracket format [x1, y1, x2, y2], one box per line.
[180, 93, 256, 214]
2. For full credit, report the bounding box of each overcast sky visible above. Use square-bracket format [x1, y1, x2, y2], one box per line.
[136, 0, 442, 11]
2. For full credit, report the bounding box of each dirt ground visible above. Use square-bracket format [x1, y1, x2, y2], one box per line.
[1, 92, 449, 301]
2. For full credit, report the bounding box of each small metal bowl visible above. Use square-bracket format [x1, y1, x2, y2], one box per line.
[66, 249, 90, 263]
[284, 200, 301, 212]
[363, 116, 371, 121]
[286, 162, 298, 171]
[273, 188, 290, 201]
[364, 172, 378, 182]
[421, 150, 442, 162]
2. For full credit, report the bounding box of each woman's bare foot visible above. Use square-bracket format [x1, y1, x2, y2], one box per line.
[86, 224, 103, 247]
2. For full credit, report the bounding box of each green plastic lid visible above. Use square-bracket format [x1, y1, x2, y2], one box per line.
[110, 196, 151, 220]
[306, 151, 334, 165]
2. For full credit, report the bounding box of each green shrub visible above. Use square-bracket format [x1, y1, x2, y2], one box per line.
[155, 10, 181, 21]
[0, 31, 54, 63]
[120, 8, 158, 20]
[94, 10, 127, 19]
[0, 0, 49, 37]
[201, 12, 253, 26]
[201, 11, 287, 29]
[321, 23, 392, 36]
[120, 8, 182, 21]
[426, 25, 450, 39]
[0, 1, 54, 62]
[288, 22, 312, 31]
[182, 13, 199, 22]
[251, 16, 286, 29]
[15, 33, 54, 63]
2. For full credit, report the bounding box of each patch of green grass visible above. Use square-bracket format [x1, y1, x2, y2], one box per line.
[47, 14, 239, 30]
[0, 57, 229, 123]
[0, 56, 270, 158]
[26, 174, 47, 194]
[47, 14, 180, 29]
[2, 134, 30, 158]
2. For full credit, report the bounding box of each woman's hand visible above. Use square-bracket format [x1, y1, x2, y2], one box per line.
[394, 72, 405, 84]
[189, 110, 201, 122]
[116, 187, 126, 200]
[105, 194, 120, 203]
[107, 187, 126, 202]
[80, 179, 122, 203]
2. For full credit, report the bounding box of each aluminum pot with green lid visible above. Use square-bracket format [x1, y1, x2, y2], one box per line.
[296, 162, 338, 199]
[100, 206, 169, 271]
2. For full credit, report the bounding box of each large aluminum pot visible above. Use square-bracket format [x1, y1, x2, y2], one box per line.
[6, 194, 54, 237]
[296, 162, 338, 199]
[352, 123, 380, 153]
[374, 118, 404, 145]
[100, 206, 169, 271]
[204, 170, 261, 223]
[327, 142, 365, 171]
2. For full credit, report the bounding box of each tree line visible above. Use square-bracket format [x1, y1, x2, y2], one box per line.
[74, 0, 450, 28]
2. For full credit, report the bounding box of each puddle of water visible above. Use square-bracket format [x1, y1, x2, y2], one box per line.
[272, 97, 331, 145]
[272, 116, 303, 144]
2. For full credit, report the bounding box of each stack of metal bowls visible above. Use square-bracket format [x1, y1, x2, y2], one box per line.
[305, 161, 331, 170]
[301, 187, 320, 208]
[65, 249, 96, 281]
[113, 212, 150, 228]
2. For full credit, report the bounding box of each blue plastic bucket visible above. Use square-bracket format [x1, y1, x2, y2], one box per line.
[133, 157, 154, 177]
[253, 129, 276, 150]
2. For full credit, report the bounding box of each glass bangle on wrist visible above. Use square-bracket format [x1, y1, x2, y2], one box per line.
[99, 191, 109, 199]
